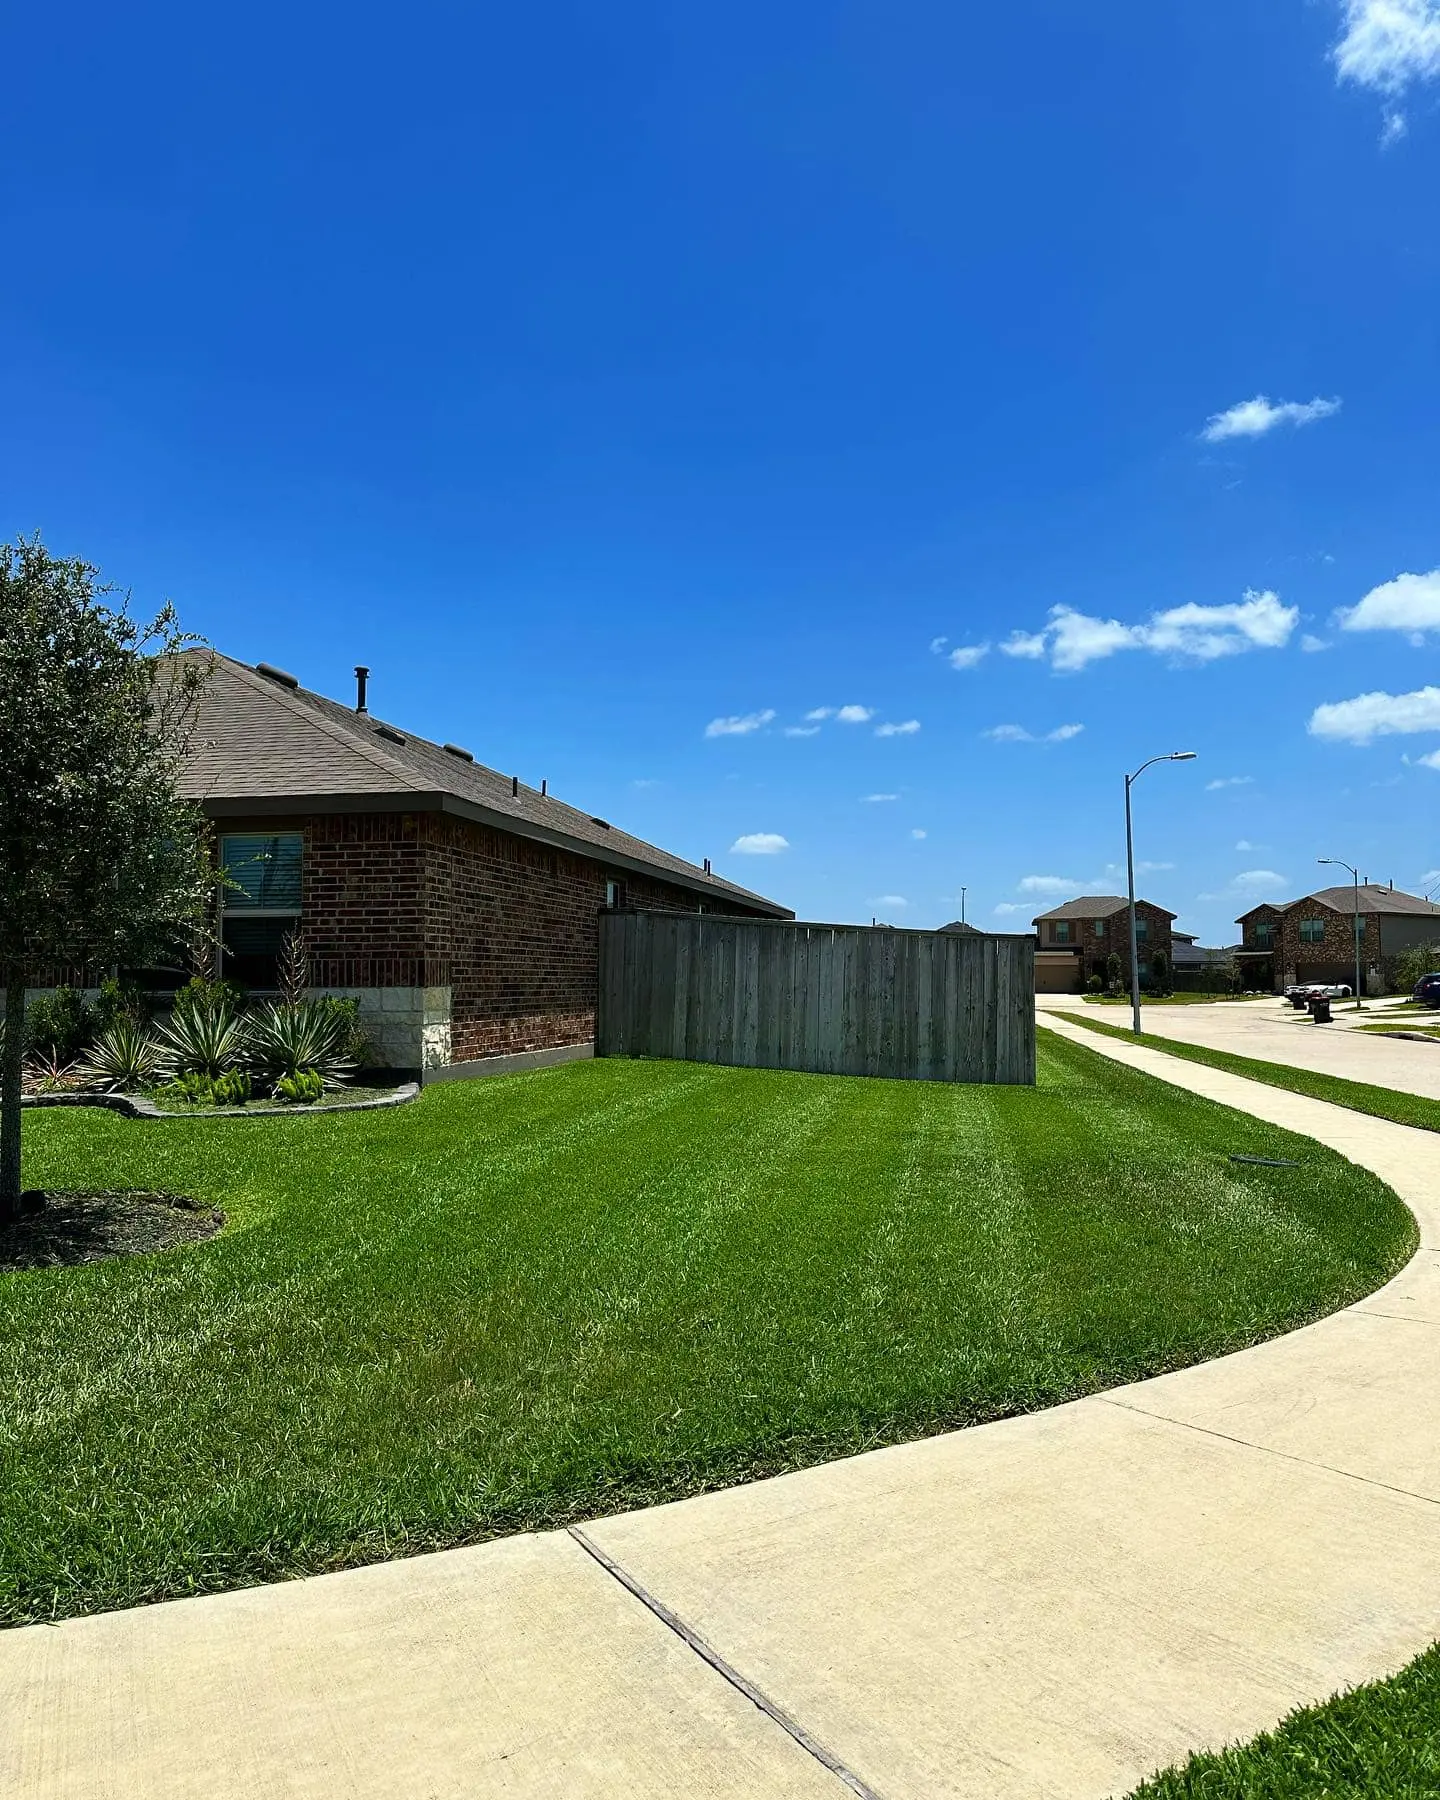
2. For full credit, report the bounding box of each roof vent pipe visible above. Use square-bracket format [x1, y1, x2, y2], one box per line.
[541, 779, 547, 796]
[354, 666, 369, 714]
[512, 775, 519, 797]
[703, 857, 711, 874]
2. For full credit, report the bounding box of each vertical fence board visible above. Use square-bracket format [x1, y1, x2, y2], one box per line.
[595, 914, 1033, 1083]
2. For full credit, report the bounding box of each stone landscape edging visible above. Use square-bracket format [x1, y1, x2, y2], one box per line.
[21, 1082, 420, 1121]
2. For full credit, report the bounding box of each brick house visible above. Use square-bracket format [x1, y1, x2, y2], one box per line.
[1030, 896, 1176, 994]
[174, 655, 790, 1075]
[1236, 884, 1440, 995]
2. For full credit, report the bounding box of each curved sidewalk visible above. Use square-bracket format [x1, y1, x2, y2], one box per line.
[5, 1019, 1440, 1800]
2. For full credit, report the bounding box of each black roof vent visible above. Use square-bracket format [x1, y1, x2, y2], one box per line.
[256, 662, 299, 689]
[442, 743, 474, 762]
[375, 725, 406, 746]
[591, 817, 610, 829]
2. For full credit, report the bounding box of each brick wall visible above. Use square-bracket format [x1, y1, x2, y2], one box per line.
[420, 813, 752, 1061]
[1035, 904, 1173, 982]
[1278, 899, 1372, 988]
[210, 809, 766, 1065]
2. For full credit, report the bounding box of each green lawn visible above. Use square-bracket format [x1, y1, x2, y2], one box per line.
[1128, 1641, 1440, 1797]
[1082, 992, 1248, 1005]
[1060, 1011, 1440, 1134]
[0, 1037, 1414, 1627]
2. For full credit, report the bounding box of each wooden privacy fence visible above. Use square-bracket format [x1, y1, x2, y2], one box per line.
[597, 912, 1035, 1085]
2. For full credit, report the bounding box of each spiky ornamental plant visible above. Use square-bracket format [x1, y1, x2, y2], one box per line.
[276, 928, 309, 1008]
[0, 538, 214, 1220]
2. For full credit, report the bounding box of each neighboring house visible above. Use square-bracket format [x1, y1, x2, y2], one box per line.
[1171, 931, 1237, 976]
[1236, 883, 1440, 995]
[938, 920, 982, 935]
[170, 654, 790, 1074]
[1030, 896, 1176, 994]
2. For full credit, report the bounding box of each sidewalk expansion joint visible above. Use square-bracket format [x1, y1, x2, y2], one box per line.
[1099, 1396, 1440, 1510]
[568, 1525, 884, 1800]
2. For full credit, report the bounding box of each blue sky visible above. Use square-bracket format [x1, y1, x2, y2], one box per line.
[4, 2, 1440, 942]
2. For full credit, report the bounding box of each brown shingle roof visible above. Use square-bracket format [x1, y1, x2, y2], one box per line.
[1234, 885, 1440, 924]
[1030, 894, 1176, 923]
[178, 653, 792, 917]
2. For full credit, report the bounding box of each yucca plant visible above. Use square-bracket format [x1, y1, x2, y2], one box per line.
[156, 995, 247, 1079]
[245, 1000, 355, 1092]
[79, 1019, 165, 1093]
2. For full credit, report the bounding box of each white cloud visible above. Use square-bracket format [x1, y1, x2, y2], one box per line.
[730, 832, 789, 855]
[861, 792, 900, 803]
[705, 709, 775, 738]
[1334, 1, 1440, 95]
[982, 722, 1085, 743]
[929, 637, 948, 655]
[1382, 106, 1410, 142]
[804, 707, 833, 722]
[1018, 875, 1083, 896]
[1233, 869, 1289, 892]
[835, 704, 874, 724]
[1339, 569, 1440, 634]
[875, 719, 921, 736]
[1236, 839, 1258, 851]
[1301, 634, 1332, 653]
[1008, 591, 1297, 672]
[1201, 395, 1342, 443]
[911, 828, 927, 840]
[993, 902, 1030, 917]
[948, 644, 990, 670]
[1414, 749, 1440, 770]
[875, 895, 909, 909]
[1000, 629, 1049, 660]
[1206, 775, 1254, 791]
[783, 725, 821, 738]
[1309, 684, 1440, 743]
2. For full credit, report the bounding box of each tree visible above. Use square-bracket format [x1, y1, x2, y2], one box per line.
[0, 538, 213, 1223]
[1150, 949, 1170, 996]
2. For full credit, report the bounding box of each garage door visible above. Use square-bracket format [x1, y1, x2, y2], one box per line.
[1035, 953, 1082, 994]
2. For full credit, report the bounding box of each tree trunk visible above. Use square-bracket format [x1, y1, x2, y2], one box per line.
[0, 966, 25, 1224]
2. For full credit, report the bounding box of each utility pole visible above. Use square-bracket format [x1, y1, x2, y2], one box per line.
[1125, 752, 1198, 1034]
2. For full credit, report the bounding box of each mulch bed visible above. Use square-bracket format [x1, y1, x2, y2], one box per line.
[0, 1192, 223, 1272]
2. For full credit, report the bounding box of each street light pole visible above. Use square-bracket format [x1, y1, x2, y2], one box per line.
[1126, 752, 1198, 1035]
[960, 886, 967, 927]
[1317, 857, 1364, 1009]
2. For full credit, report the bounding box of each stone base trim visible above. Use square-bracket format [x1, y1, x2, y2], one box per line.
[423, 1042, 595, 1085]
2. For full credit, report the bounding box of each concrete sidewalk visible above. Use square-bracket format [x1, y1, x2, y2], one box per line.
[5, 1019, 1440, 1800]
[1043, 990, 1440, 1100]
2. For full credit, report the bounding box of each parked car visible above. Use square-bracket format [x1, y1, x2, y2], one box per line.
[1413, 972, 1440, 1007]
[1283, 981, 1352, 1003]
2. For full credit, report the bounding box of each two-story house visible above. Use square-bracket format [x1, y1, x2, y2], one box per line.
[1030, 896, 1176, 994]
[1236, 884, 1440, 994]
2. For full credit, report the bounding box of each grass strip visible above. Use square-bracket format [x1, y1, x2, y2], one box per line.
[1128, 1640, 1440, 1797]
[0, 1036, 1414, 1626]
[1055, 1011, 1440, 1135]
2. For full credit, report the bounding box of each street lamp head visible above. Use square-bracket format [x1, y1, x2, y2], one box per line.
[1170, 751, 1197, 761]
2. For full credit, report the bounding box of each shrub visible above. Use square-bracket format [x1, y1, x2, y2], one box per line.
[1150, 950, 1170, 996]
[158, 1068, 252, 1107]
[170, 975, 247, 1022]
[1086, 974, 1103, 994]
[275, 1067, 325, 1105]
[25, 986, 90, 1065]
[245, 1000, 356, 1091]
[1105, 951, 1123, 996]
[91, 976, 149, 1036]
[1391, 943, 1440, 997]
[80, 1019, 165, 1093]
[156, 994, 247, 1078]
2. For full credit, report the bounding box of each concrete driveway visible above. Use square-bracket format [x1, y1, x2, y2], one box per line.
[4, 1017, 1440, 1800]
